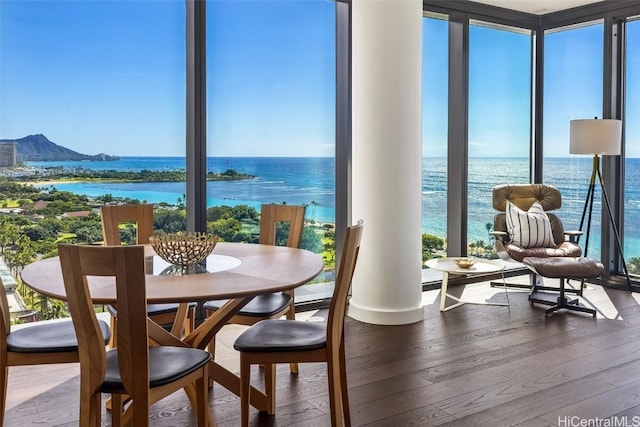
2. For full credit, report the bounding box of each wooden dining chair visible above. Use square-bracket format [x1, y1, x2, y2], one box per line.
[234, 220, 363, 427]
[0, 277, 110, 425]
[58, 243, 211, 427]
[203, 203, 306, 373]
[100, 203, 195, 344]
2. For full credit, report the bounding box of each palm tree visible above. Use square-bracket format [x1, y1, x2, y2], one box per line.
[310, 200, 318, 223]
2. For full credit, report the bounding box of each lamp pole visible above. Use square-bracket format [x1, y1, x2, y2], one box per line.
[577, 153, 632, 290]
[571, 118, 631, 291]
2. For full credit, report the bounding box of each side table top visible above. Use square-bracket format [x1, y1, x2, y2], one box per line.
[425, 257, 505, 275]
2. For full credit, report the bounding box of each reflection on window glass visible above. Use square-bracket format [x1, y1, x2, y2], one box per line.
[543, 22, 603, 258]
[624, 18, 640, 272]
[206, 0, 336, 289]
[422, 16, 448, 265]
[468, 21, 531, 259]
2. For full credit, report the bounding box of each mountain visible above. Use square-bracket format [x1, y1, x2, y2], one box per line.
[0, 134, 119, 162]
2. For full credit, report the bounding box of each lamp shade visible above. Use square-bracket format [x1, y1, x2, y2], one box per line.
[570, 119, 622, 155]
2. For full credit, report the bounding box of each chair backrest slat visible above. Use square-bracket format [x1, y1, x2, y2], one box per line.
[59, 244, 149, 398]
[259, 204, 306, 248]
[326, 220, 363, 352]
[100, 204, 154, 246]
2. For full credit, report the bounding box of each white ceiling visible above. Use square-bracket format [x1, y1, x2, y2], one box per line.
[470, 0, 604, 15]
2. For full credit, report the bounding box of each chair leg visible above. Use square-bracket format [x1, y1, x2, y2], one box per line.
[186, 307, 196, 335]
[132, 395, 151, 427]
[0, 364, 8, 427]
[207, 337, 216, 388]
[339, 341, 351, 427]
[240, 355, 251, 427]
[327, 354, 343, 427]
[204, 308, 216, 388]
[286, 304, 299, 375]
[265, 363, 276, 415]
[109, 315, 117, 349]
[111, 394, 123, 427]
[81, 392, 102, 427]
[195, 366, 208, 427]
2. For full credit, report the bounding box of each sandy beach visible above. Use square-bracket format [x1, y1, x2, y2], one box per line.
[20, 179, 90, 187]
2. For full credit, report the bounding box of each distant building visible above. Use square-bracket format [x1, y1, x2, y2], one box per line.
[31, 200, 50, 211]
[60, 210, 92, 218]
[0, 257, 17, 291]
[0, 143, 17, 167]
[0, 257, 37, 322]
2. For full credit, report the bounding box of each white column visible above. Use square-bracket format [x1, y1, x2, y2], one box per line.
[348, 0, 424, 325]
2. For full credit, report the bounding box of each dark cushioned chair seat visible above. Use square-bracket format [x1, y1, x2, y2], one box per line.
[234, 319, 326, 353]
[204, 293, 292, 317]
[107, 302, 197, 318]
[100, 346, 211, 393]
[7, 319, 111, 353]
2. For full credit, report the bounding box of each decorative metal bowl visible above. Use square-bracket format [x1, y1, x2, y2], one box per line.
[454, 258, 475, 269]
[149, 232, 218, 267]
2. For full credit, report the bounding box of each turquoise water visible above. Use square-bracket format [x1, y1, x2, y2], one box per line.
[28, 156, 640, 260]
[30, 157, 335, 223]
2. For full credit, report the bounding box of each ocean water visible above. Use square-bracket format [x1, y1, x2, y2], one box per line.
[29, 157, 336, 224]
[28, 156, 640, 260]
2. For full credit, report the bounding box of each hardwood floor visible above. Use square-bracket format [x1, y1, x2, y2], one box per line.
[5, 276, 640, 426]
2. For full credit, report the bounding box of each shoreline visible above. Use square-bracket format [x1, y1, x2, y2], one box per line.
[21, 179, 90, 187]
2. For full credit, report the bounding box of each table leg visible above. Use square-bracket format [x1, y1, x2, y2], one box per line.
[501, 272, 511, 314]
[146, 299, 271, 412]
[170, 302, 190, 338]
[439, 272, 449, 311]
[439, 271, 509, 312]
[210, 361, 270, 411]
[183, 297, 253, 350]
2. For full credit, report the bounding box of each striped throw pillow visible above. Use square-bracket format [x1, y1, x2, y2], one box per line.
[505, 201, 556, 248]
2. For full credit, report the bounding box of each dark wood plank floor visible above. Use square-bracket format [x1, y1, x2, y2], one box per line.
[5, 277, 640, 426]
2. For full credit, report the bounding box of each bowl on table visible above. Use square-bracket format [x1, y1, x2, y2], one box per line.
[454, 258, 475, 269]
[149, 231, 218, 267]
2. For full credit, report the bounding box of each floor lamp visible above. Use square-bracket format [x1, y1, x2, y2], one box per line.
[569, 118, 632, 290]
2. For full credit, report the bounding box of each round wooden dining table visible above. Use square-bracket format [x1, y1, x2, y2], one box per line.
[20, 242, 324, 416]
[21, 242, 324, 305]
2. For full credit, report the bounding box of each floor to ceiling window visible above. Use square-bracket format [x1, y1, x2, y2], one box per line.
[543, 21, 604, 258]
[422, 14, 448, 265]
[206, 0, 336, 293]
[0, 0, 185, 237]
[624, 17, 640, 273]
[0, 0, 186, 319]
[467, 20, 532, 258]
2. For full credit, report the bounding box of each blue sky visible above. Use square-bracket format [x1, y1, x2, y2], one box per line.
[544, 23, 604, 158]
[0, 0, 335, 157]
[206, 1, 335, 157]
[422, 17, 636, 159]
[0, 0, 186, 156]
[0, 2, 637, 158]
